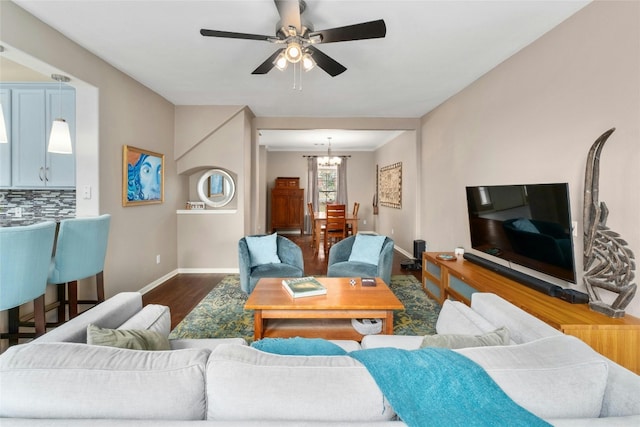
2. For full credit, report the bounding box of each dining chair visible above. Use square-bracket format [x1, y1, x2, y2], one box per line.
[324, 204, 347, 255]
[307, 202, 325, 251]
[347, 202, 360, 236]
[0, 221, 57, 345]
[48, 214, 111, 321]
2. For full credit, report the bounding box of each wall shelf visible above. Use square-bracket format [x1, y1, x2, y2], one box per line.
[176, 209, 237, 215]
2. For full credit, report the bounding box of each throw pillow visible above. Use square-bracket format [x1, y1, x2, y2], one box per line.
[245, 233, 281, 268]
[420, 327, 510, 349]
[251, 337, 347, 355]
[512, 218, 540, 233]
[348, 234, 386, 265]
[87, 324, 171, 350]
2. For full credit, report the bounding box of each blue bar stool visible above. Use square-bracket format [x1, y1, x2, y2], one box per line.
[48, 214, 111, 321]
[0, 221, 57, 345]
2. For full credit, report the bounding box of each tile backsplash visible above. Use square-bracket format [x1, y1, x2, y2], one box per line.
[0, 190, 76, 221]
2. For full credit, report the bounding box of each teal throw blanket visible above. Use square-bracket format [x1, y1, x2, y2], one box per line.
[251, 337, 347, 356]
[350, 347, 551, 427]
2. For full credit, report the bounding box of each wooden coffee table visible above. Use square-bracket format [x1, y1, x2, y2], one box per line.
[245, 277, 404, 341]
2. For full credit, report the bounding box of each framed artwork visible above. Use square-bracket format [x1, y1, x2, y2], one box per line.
[122, 145, 164, 206]
[379, 162, 402, 209]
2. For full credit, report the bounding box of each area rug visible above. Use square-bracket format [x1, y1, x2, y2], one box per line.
[169, 274, 440, 343]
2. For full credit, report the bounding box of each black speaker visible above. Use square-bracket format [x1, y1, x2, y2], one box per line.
[413, 240, 426, 261]
[463, 253, 563, 297]
[558, 289, 590, 304]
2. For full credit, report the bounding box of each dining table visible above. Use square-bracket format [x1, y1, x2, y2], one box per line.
[313, 211, 358, 255]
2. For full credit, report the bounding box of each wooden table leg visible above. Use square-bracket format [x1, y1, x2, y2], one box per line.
[253, 310, 264, 341]
[314, 221, 320, 255]
[383, 311, 394, 334]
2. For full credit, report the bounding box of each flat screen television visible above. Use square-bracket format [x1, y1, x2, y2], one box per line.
[465, 183, 576, 283]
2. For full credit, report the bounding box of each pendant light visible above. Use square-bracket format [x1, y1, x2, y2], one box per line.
[318, 137, 342, 167]
[0, 103, 7, 144]
[0, 46, 7, 144]
[47, 74, 73, 154]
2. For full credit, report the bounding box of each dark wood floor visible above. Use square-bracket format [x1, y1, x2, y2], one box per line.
[143, 234, 422, 329]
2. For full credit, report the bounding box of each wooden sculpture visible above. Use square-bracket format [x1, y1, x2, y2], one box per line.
[583, 128, 636, 317]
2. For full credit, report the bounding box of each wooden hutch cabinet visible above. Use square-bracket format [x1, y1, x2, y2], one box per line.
[270, 177, 304, 234]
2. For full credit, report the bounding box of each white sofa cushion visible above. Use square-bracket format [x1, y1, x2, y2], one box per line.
[0, 342, 209, 420]
[456, 335, 609, 419]
[206, 344, 395, 422]
[118, 304, 171, 336]
[361, 334, 424, 350]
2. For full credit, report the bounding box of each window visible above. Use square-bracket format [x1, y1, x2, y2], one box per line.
[317, 164, 338, 211]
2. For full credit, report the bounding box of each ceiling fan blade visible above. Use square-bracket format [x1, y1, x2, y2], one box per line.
[251, 48, 286, 75]
[274, 0, 302, 33]
[309, 19, 386, 44]
[200, 28, 272, 42]
[307, 46, 346, 77]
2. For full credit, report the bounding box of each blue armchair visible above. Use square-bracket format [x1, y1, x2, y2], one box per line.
[238, 235, 304, 294]
[327, 235, 394, 285]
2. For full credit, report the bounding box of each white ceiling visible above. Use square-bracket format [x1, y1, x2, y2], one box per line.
[9, 0, 590, 151]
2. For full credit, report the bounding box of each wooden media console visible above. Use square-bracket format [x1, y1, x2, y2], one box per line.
[422, 252, 640, 374]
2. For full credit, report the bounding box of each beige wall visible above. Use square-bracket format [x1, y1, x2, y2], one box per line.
[419, 0, 640, 316]
[174, 108, 252, 271]
[1, 2, 184, 298]
[374, 130, 420, 257]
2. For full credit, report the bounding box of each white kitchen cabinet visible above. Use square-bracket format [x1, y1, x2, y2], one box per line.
[0, 88, 11, 187]
[1, 83, 76, 188]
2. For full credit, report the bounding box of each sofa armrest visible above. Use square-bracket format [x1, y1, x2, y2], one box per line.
[238, 238, 252, 293]
[170, 337, 248, 350]
[377, 238, 395, 285]
[470, 293, 562, 344]
[118, 304, 171, 336]
[276, 236, 304, 271]
[327, 235, 356, 265]
[32, 292, 143, 343]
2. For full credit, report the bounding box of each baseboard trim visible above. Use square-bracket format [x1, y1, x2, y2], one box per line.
[138, 268, 240, 295]
[177, 268, 240, 274]
[138, 269, 179, 295]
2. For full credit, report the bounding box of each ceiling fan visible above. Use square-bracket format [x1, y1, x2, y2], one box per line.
[200, 0, 386, 77]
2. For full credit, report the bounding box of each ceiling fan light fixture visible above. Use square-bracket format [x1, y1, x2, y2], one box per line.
[274, 52, 289, 71]
[301, 52, 315, 72]
[284, 42, 302, 63]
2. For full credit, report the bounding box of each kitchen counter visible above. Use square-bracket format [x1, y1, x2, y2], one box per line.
[0, 216, 72, 227]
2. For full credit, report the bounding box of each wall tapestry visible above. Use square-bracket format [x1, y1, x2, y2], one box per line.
[122, 145, 164, 206]
[379, 162, 402, 209]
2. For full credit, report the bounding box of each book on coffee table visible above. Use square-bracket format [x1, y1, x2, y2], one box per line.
[282, 276, 327, 298]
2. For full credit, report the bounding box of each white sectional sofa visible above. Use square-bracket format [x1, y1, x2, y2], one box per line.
[1, 291, 638, 425]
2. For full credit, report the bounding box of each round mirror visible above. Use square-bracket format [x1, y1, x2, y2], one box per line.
[197, 169, 236, 208]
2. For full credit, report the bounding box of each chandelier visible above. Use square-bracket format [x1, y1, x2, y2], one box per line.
[318, 137, 342, 167]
